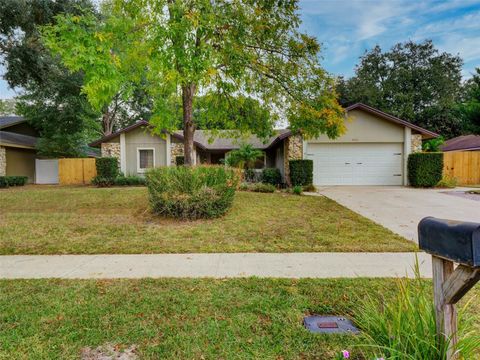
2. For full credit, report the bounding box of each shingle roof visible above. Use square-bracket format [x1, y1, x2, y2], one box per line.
[172, 129, 292, 150]
[0, 131, 37, 148]
[0, 116, 26, 130]
[441, 135, 480, 152]
[89, 121, 292, 150]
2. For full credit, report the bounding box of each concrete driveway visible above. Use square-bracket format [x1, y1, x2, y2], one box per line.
[316, 186, 480, 242]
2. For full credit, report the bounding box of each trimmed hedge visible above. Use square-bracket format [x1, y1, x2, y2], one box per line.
[92, 157, 119, 187]
[262, 168, 281, 186]
[146, 166, 238, 220]
[408, 152, 444, 188]
[289, 160, 313, 186]
[0, 176, 28, 188]
[96, 157, 119, 179]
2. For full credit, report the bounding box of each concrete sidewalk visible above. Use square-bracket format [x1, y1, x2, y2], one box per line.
[0, 252, 432, 279]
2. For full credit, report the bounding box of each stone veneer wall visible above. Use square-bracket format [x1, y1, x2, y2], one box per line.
[171, 142, 184, 165]
[411, 134, 423, 153]
[283, 135, 303, 185]
[101, 143, 121, 158]
[0, 146, 6, 176]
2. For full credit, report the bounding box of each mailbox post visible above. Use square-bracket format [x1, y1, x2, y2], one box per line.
[418, 217, 480, 360]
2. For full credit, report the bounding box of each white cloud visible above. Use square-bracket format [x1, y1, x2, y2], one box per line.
[299, 0, 480, 78]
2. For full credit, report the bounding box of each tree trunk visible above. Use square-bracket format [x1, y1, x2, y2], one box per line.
[182, 83, 196, 166]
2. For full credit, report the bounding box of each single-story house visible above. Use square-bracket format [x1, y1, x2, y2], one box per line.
[441, 135, 480, 152]
[90, 103, 438, 186]
[0, 116, 39, 182]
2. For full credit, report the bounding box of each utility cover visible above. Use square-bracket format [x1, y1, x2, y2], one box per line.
[303, 315, 359, 334]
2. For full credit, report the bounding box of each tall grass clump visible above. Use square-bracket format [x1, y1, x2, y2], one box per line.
[355, 262, 480, 359]
[145, 166, 238, 220]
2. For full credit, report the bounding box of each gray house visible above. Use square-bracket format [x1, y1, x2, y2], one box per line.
[90, 103, 438, 186]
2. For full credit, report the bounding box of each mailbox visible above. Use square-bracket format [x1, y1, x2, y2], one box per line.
[418, 217, 480, 267]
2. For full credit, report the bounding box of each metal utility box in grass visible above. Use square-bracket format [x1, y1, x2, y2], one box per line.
[418, 217, 480, 360]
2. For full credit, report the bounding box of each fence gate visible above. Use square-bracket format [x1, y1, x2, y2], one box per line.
[35, 159, 59, 184]
[58, 158, 97, 185]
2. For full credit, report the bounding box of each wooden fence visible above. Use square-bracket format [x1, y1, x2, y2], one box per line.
[58, 158, 97, 185]
[443, 151, 480, 185]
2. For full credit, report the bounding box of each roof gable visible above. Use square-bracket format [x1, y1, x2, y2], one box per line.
[346, 103, 438, 139]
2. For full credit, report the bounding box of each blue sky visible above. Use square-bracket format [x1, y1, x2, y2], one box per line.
[299, 0, 480, 78]
[1, 0, 480, 99]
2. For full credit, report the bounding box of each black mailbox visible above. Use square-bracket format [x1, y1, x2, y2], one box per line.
[418, 217, 480, 267]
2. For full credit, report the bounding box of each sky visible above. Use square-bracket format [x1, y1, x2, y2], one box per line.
[1, 0, 480, 99]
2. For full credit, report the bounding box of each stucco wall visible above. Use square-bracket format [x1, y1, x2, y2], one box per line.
[307, 109, 405, 143]
[5, 147, 36, 182]
[124, 126, 166, 175]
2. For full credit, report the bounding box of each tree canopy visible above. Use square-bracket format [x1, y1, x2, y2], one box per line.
[43, 0, 345, 165]
[459, 68, 480, 134]
[337, 40, 463, 139]
[0, 0, 100, 157]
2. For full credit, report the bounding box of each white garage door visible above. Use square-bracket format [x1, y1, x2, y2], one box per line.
[306, 143, 403, 186]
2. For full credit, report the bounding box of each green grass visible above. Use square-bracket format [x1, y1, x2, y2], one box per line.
[1, 278, 477, 359]
[0, 186, 416, 255]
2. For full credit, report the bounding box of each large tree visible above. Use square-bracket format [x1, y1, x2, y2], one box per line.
[0, 0, 100, 156]
[459, 68, 480, 134]
[337, 40, 463, 138]
[43, 0, 345, 165]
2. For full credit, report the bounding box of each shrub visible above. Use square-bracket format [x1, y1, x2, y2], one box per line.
[0, 176, 28, 188]
[244, 168, 257, 182]
[91, 176, 115, 187]
[96, 157, 119, 179]
[145, 166, 238, 220]
[239, 182, 249, 191]
[262, 168, 281, 185]
[249, 183, 276, 193]
[436, 175, 458, 188]
[423, 136, 445, 152]
[289, 160, 313, 186]
[356, 262, 480, 359]
[114, 175, 146, 186]
[292, 185, 302, 195]
[302, 184, 317, 192]
[408, 152, 443, 187]
[175, 156, 184, 166]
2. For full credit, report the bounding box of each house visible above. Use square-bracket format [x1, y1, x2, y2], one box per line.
[90, 103, 438, 186]
[441, 135, 480, 152]
[0, 116, 39, 182]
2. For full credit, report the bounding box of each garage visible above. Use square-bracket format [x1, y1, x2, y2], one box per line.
[306, 143, 404, 186]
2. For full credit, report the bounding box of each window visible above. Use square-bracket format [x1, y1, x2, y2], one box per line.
[137, 148, 155, 172]
[253, 154, 266, 169]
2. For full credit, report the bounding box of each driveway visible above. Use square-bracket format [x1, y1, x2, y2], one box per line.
[316, 186, 480, 242]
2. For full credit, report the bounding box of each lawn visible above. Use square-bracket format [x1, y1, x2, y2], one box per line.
[1, 278, 478, 359]
[0, 186, 415, 254]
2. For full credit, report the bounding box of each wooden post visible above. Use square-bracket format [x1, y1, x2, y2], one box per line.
[432, 256, 457, 360]
[432, 256, 480, 360]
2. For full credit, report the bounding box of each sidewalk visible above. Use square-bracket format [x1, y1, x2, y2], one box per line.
[0, 252, 432, 279]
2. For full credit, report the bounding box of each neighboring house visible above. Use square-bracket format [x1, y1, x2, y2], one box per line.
[441, 135, 480, 152]
[0, 116, 39, 182]
[90, 103, 438, 186]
